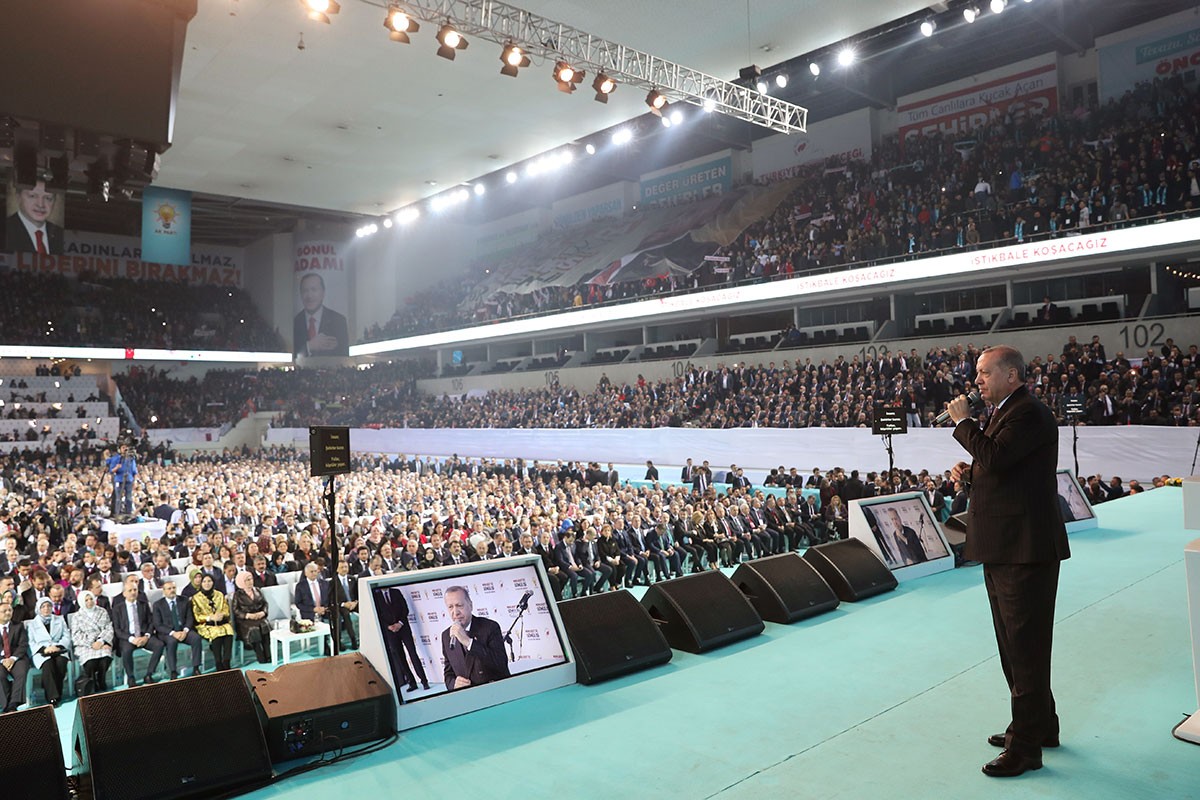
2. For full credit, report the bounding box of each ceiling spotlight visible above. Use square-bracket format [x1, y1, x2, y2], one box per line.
[920, 19, 936, 37]
[645, 89, 668, 116]
[382, 217, 393, 228]
[592, 73, 617, 103]
[505, 171, 518, 184]
[669, 108, 683, 126]
[384, 5, 419, 42]
[473, 183, 485, 196]
[837, 48, 856, 67]
[584, 143, 596, 155]
[702, 96, 717, 113]
[963, 6, 979, 22]
[499, 43, 530, 77]
[661, 116, 672, 128]
[612, 127, 633, 145]
[990, 0, 1007, 12]
[302, 0, 340, 24]
[756, 79, 768, 94]
[435, 24, 467, 59]
[775, 74, 788, 89]
[809, 62, 821, 77]
[554, 60, 585, 93]
[396, 207, 419, 223]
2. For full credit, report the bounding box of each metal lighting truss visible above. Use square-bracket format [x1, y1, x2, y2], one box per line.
[381, 0, 808, 134]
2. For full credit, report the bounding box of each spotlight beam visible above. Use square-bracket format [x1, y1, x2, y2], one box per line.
[384, 0, 806, 134]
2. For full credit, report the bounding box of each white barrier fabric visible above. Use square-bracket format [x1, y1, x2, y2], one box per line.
[264, 425, 1191, 483]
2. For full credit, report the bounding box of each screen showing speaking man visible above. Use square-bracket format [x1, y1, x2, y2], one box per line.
[441, 584, 510, 691]
[5, 180, 64, 254]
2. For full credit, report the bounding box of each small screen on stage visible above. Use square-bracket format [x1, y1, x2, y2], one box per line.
[368, 562, 567, 703]
[858, 495, 949, 569]
[1055, 471, 1095, 522]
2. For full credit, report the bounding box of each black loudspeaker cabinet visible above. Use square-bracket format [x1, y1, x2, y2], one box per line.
[802, 538, 898, 602]
[732, 554, 840, 624]
[0, 705, 69, 800]
[73, 671, 272, 800]
[639, 571, 765, 653]
[558, 591, 673, 684]
[247, 653, 396, 763]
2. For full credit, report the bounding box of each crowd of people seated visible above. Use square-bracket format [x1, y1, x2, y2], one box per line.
[0, 440, 1168, 712]
[0, 273, 283, 351]
[363, 77, 1200, 343]
[112, 334, 1200, 431]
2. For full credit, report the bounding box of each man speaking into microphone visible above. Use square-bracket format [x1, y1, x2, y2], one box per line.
[440, 585, 511, 691]
[945, 345, 1070, 778]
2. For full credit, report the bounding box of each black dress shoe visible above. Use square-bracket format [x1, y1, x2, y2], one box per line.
[406, 682, 418, 691]
[143, 674, 158, 685]
[988, 733, 1060, 748]
[982, 750, 1042, 777]
[421, 682, 430, 690]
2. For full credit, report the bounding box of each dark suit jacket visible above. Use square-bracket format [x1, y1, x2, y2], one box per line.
[294, 577, 330, 621]
[440, 615, 511, 690]
[4, 215, 63, 254]
[331, 574, 359, 605]
[293, 306, 349, 357]
[376, 588, 411, 632]
[251, 570, 278, 588]
[0, 619, 29, 661]
[151, 595, 197, 636]
[111, 597, 155, 646]
[953, 385, 1070, 564]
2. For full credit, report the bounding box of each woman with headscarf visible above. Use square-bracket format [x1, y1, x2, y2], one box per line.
[70, 589, 114, 695]
[28, 597, 72, 706]
[191, 572, 235, 670]
[181, 567, 203, 600]
[231, 570, 272, 664]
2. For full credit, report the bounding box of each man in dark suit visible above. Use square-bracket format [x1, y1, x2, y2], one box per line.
[376, 586, 429, 692]
[331, 561, 359, 650]
[294, 562, 330, 622]
[151, 579, 202, 678]
[250, 556, 277, 588]
[111, 580, 166, 687]
[5, 180, 64, 254]
[440, 585, 510, 691]
[0, 601, 31, 712]
[293, 272, 349, 357]
[948, 345, 1070, 778]
[644, 460, 659, 481]
[554, 529, 593, 597]
[152, 493, 177, 523]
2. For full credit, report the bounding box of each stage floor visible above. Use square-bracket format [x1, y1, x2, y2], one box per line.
[49, 488, 1200, 799]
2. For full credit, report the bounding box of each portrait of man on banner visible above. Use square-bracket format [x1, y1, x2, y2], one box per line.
[294, 270, 349, 357]
[5, 180, 64, 255]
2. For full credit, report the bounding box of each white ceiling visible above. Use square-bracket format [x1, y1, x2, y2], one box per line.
[158, 0, 935, 215]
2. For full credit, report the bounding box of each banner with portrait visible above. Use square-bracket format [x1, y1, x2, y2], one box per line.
[3, 179, 66, 255]
[293, 238, 349, 357]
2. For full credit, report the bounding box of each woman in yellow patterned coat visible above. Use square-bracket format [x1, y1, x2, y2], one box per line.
[191, 572, 235, 670]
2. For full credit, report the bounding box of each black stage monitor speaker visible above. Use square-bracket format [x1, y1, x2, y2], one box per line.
[640, 571, 764, 654]
[802, 539, 898, 602]
[732, 554, 840, 624]
[247, 653, 396, 763]
[0, 705, 69, 800]
[558, 591, 673, 684]
[73, 671, 272, 800]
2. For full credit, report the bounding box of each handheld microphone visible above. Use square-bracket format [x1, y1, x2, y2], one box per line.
[934, 391, 983, 426]
[518, 590, 534, 610]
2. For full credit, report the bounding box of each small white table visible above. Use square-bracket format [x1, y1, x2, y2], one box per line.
[269, 622, 330, 666]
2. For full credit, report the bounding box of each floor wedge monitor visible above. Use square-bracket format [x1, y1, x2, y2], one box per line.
[732, 553, 841, 623]
[639, 571, 764, 653]
[802, 538, 898, 602]
[558, 590, 673, 684]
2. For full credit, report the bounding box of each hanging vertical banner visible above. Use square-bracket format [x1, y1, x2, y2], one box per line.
[294, 238, 350, 357]
[140, 186, 192, 266]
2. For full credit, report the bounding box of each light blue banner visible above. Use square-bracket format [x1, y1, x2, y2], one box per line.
[639, 157, 733, 208]
[141, 186, 192, 266]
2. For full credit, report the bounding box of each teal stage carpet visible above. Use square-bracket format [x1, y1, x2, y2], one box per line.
[49, 488, 1200, 799]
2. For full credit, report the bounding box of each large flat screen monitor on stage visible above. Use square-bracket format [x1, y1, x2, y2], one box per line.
[1055, 469, 1099, 533]
[357, 554, 576, 730]
[849, 492, 954, 582]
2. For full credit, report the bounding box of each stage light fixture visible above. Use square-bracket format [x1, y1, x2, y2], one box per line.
[756, 79, 768, 94]
[775, 74, 788, 89]
[382, 217, 393, 228]
[703, 96, 717, 112]
[500, 43, 530, 77]
[990, 0, 1007, 12]
[554, 60, 585, 93]
[809, 62, 821, 77]
[473, 183, 486, 196]
[436, 24, 468, 59]
[920, 19, 936, 37]
[302, 0, 340, 24]
[661, 116, 672, 128]
[592, 73, 617, 103]
[669, 108, 683, 126]
[585, 143, 596, 155]
[505, 171, 518, 183]
[396, 207, 420, 223]
[645, 89, 668, 116]
[963, 6, 979, 22]
[837, 48, 855, 67]
[384, 5, 419, 43]
[612, 127, 633, 145]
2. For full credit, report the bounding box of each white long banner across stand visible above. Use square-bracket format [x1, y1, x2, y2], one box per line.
[263, 425, 1193, 484]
